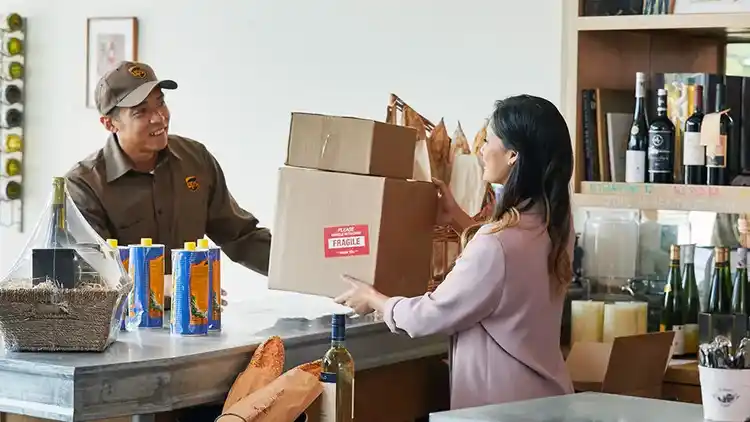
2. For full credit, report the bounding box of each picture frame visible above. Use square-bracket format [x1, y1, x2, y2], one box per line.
[85, 17, 138, 109]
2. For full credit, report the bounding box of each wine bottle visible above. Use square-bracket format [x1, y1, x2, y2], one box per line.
[708, 247, 731, 314]
[5, 13, 22, 32]
[732, 247, 749, 315]
[3, 84, 21, 104]
[47, 177, 73, 247]
[3, 157, 20, 177]
[4, 108, 22, 128]
[648, 88, 675, 184]
[4, 133, 21, 152]
[320, 313, 355, 422]
[0, 179, 20, 201]
[683, 84, 706, 185]
[7, 61, 23, 80]
[681, 243, 700, 355]
[626, 72, 648, 183]
[5, 37, 22, 56]
[706, 83, 732, 186]
[661, 244, 684, 355]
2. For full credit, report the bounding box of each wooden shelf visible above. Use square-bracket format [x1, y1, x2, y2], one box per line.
[575, 182, 750, 213]
[577, 13, 750, 36]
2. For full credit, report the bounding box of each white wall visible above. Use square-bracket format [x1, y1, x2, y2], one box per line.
[0, 0, 563, 298]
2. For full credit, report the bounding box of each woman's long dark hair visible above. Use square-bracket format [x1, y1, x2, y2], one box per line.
[462, 95, 574, 294]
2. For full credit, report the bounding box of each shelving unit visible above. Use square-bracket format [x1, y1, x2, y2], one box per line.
[562, 3, 750, 213]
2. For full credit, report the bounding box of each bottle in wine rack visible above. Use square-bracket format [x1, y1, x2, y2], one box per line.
[7, 61, 23, 80]
[0, 179, 21, 201]
[5, 37, 22, 56]
[706, 83, 732, 186]
[4, 108, 22, 128]
[4, 133, 21, 153]
[5, 13, 23, 32]
[648, 88, 675, 183]
[2, 84, 21, 105]
[683, 84, 706, 185]
[3, 157, 20, 177]
[626, 72, 648, 183]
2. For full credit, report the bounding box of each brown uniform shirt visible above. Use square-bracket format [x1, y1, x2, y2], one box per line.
[64, 134, 271, 275]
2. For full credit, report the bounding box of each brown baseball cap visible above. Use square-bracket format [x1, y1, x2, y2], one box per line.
[95, 61, 177, 116]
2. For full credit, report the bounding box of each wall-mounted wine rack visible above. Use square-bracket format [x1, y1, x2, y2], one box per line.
[0, 12, 24, 232]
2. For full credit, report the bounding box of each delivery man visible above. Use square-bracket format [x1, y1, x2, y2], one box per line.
[65, 61, 271, 276]
[65, 61, 268, 420]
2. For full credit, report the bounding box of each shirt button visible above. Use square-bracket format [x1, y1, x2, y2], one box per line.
[157, 209, 163, 215]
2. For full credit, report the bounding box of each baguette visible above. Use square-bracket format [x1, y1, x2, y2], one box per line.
[223, 336, 286, 412]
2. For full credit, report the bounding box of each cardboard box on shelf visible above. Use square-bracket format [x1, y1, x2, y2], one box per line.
[268, 166, 437, 299]
[286, 112, 418, 180]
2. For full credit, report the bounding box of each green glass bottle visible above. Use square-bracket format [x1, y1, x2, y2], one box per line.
[1, 180, 20, 200]
[5, 13, 22, 32]
[681, 243, 700, 355]
[5, 37, 22, 56]
[7, 61, 23, 80]
[320, 313, 354, 422]
[732, 247, 749, 315]
[708, 247, 731, 314]
[660, 244, 685, 355]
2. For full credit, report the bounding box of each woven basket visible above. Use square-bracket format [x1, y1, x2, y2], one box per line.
[386, 94, 495, 292]
[0, 285, 129, 352]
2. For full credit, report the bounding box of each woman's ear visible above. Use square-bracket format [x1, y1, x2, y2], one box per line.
[507, 150, 519, 166]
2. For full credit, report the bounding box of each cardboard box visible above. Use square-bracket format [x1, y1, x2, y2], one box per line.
[286, 112, 417, 179]
[565, 331, 675, 398]
[268, 166, 437, 298]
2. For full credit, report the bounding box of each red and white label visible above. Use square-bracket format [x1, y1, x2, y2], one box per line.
[323, 224, 370, 258]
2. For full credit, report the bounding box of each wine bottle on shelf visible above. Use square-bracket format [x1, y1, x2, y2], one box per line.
[320, 313, 355, 422]
[706, 83, 732, 186]
[661, 244, 685, 356]
[732, 247, 749, 315]
[3, 133, 22, 153]
[2, 84, 21, 105]
[648, 88, 675, 184]
[3, 157, 20, 177]
[0, 179, 21, 201]
[708, 247, 732, 314]
[681, 243, 700, 355]
[4, 108, 22, 128]
[683, 84, 706, 185]
[626, 72, 648, 183]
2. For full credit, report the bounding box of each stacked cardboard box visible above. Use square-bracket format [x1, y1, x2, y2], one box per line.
[268, 112, 438, 299]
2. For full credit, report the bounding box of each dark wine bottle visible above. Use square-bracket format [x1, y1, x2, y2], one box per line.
[626, 72, 648, 183]
[661, 244, 685, 355]
[683, 85, 706, 185]
[648, 88, 675, 183]
[3, 84, 21, 105]
[732, 247, 749, 315]
[708, 247, 731, 314]
[706, 83, 732, 186]
[5, 108, 22, 128]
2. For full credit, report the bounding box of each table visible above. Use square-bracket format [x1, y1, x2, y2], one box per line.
[0, 290, 448, 421]
[429, 392, 704, 421]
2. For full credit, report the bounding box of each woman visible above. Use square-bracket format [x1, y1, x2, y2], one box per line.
[334, 94, 575, 409]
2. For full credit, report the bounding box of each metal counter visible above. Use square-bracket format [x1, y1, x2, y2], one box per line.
[429, 392, 703, 421]
[0, 290, 448, 421]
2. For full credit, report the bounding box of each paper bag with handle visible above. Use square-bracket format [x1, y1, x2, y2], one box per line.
[386, 94, 433, 182]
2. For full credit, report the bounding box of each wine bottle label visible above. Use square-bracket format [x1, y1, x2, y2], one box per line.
[683, 323, 699, 354]
[682, 131, 705, 166]
[320, 372, 337, 422]
[706, 135, 727, 168]
[648, 130, 673, 173]
[671, 325, 685, 355]
[625, 150, 646, 183]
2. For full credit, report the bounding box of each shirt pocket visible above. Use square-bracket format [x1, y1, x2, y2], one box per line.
[108, 200, 155, 244]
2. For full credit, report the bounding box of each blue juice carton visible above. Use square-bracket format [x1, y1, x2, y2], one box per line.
[197, 238, 221, 331]
[171, 241, 210, 336]
[129, 238, 165, 328]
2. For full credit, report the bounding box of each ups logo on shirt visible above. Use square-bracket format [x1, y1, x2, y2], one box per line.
[185, 176, 199, 191]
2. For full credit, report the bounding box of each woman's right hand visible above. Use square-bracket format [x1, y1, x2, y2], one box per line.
[433, 177, 460, 226]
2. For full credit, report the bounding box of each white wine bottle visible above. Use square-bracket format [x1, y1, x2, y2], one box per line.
[320, 313, 354, 422]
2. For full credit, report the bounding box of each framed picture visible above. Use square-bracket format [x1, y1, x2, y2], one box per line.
[85, 17, 138, 109]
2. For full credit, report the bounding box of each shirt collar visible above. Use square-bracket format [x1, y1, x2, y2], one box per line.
[103, 133, 180, 183]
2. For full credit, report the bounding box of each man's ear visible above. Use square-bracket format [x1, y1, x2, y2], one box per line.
[99, 116, 117, 133]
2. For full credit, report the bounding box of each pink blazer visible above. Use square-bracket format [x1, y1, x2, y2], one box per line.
[383, 210, 574, 409]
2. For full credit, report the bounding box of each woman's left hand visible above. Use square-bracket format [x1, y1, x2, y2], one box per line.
[334, 275, 385, 315]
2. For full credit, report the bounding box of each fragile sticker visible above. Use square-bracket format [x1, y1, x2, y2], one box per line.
[323, 224, 370, 258]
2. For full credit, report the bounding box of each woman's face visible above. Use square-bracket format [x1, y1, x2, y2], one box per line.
[480, 125, 517, 184]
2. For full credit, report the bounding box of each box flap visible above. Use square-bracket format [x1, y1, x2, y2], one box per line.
[566, 341, 612, 383]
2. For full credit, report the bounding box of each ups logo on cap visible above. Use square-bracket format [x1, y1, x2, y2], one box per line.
[185, 176, 199, 191]
[128, 66, 146, 78]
